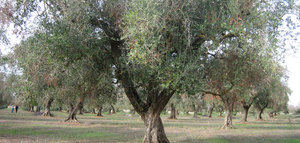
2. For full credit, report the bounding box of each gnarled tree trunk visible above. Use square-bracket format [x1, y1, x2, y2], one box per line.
[65, 97, 84, 123]
[240, 98, 254, 122]
[142, 111, 169, 143]
[208, 103, 215, 118]
[97, 106, 103, 117]
[67, 104, 73, 114]
[109, 36, 176, 142]
[242, 106, 249, 122]
[43, 98, 53, 117]
[257, 109, 263, 120]
[168, 103, 176, 119]
[222, 100, 234, 129]
[78, 102, 84, 115]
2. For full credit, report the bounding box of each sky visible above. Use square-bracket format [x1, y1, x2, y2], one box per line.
[285, 38, 300, 106]
[0, 2, 300, 106]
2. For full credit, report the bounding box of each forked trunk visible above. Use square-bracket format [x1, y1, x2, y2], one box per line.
[65, 97, 84, 123]
[193, 105, 201, 118]
[257, 109, 263, 120]
[168, 103, 176, 119]
[65, 110, 78, 122]
[142, 113, 169, 143]
[242, 106, 250, 122]
[43, 98, 53, 117]
[97, 106, 103, 117]
[109, 32, 175, 143]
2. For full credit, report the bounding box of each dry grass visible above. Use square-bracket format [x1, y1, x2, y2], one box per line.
[0, 109, 299, 143]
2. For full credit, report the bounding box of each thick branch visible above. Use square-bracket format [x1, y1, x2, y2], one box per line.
[220, 33, 237, 42]
[201, 90, 221, 96]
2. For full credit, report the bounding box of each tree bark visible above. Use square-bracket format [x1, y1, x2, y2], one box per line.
[208, 103, 215, 118]
[193, 105, 201, 118]
[142, 111, 170, 143]
[222, 100, 234, 129]
[242, 106, 250, 122]
[97, 106, 103, 117]
[109, 35, 174, 142]
[67, 103, 73, 114]
[168, 103, 176, 119]
[65, 97, 84, 123]
[217, 107, 223, 117]
[42, 98, 53, 117]
[36, 106, 41, 113]
[257, 109, 263, 120]
[240, 98, 253, 122]
[92, 108, 96, 114]
[78, 102, 84, 115]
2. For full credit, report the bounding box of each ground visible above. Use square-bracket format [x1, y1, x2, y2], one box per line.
[0, 109, 299, 143]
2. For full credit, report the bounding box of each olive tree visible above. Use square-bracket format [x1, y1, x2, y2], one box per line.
[2, 0, 294, 142]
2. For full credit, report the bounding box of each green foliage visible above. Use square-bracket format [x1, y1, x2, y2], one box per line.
[0, 1, 295, 138]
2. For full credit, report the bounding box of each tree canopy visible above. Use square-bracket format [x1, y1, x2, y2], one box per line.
[0, 0, 296, 142]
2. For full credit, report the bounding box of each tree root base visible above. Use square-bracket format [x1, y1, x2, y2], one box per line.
[64, 120, 80, 124]
[64, 117, 80, 123]
[221, 125, 236, 129]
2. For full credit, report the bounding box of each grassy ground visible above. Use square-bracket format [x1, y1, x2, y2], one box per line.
[0, 109, 299, 143]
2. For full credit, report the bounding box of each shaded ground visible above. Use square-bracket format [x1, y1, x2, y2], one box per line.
[0, 109, 299, 143]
